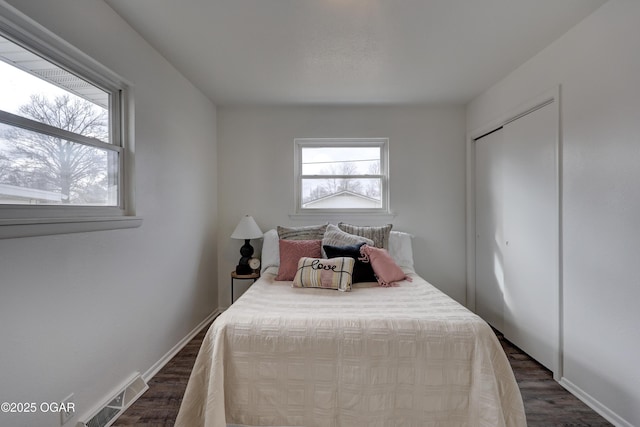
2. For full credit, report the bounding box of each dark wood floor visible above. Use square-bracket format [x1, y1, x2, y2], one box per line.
[113, 323, 612, 427]
[494, 329, 612, 427]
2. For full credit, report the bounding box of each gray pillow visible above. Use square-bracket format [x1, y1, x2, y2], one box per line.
[277, 223, 328, 240]
[337, 222, 392, 249]
[322, 224, 373, 254]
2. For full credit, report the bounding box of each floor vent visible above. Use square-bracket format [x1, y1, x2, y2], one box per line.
[77, 374, 148, 427]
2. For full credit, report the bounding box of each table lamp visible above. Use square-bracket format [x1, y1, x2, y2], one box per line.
[231, 215, 263, 275]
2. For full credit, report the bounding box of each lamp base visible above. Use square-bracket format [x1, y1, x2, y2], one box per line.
[236, 239, 254, 275]
[235, 264, 253, 275]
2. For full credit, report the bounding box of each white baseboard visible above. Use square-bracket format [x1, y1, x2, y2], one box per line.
[142, 309, 221, 382]
[76, 311, 221, 426]
[560, 377, 633, 427]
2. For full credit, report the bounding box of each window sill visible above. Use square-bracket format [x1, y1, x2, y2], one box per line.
[289, 212, 396, 222]
[0, 216, 143, 239]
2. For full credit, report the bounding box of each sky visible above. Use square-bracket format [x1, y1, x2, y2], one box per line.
[0, 52, 109, 149]
[0, 33, 107, 121]
[301, 146, 380, 175]
[0, 59, 109, 152]
[0, 60, 69, 114]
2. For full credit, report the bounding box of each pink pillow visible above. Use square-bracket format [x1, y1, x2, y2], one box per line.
[359, 244, 412, 287]
[275, 239, 322, 281]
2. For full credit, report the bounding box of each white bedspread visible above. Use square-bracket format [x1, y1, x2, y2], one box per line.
[175, 271, 526, 427]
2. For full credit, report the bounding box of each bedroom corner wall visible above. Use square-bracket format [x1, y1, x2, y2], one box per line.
[466, 1, 640, 426]
[0, 1, 218, 426]
[217, 105, 466, 306]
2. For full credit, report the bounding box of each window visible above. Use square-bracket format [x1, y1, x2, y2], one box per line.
[0, 4, 138, 237]
[0, 33, 121, 208]
[295, 138, 389, 213]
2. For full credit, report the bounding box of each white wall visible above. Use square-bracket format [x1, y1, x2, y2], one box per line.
[217, 106, 466, 305]
[467, 1, 640, 425]
[0, 1, 218, 426]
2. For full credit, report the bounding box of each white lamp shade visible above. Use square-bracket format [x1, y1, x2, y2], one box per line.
[231, 215, 263, 240]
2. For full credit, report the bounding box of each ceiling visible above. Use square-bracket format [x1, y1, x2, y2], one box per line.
[104, 0, 606, 106]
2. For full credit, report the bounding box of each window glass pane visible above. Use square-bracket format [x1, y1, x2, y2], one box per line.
[302, 178, 381, 209]
[301, 146, 380, 175]
[0, 123, 118, 205]
[0, 35, 109, 142]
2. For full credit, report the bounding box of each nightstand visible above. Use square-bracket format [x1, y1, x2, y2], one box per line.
[231, 270, 259, 304]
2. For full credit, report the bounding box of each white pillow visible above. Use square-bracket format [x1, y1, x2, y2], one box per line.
[388, 231, 414, 270]
[260, 229, 279, 274]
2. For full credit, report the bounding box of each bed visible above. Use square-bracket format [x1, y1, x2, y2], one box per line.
[175, 227, 526, 427]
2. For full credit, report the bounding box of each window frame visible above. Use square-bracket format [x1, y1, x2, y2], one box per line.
[294, 138, 390, 215]
[0, 2, 140, 238]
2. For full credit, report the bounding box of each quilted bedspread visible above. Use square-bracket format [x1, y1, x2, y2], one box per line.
[175, 270, 526, 427]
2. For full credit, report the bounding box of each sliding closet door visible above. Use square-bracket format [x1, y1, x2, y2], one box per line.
[502, 102, 559, 374]
[474, 129, 505, 331]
